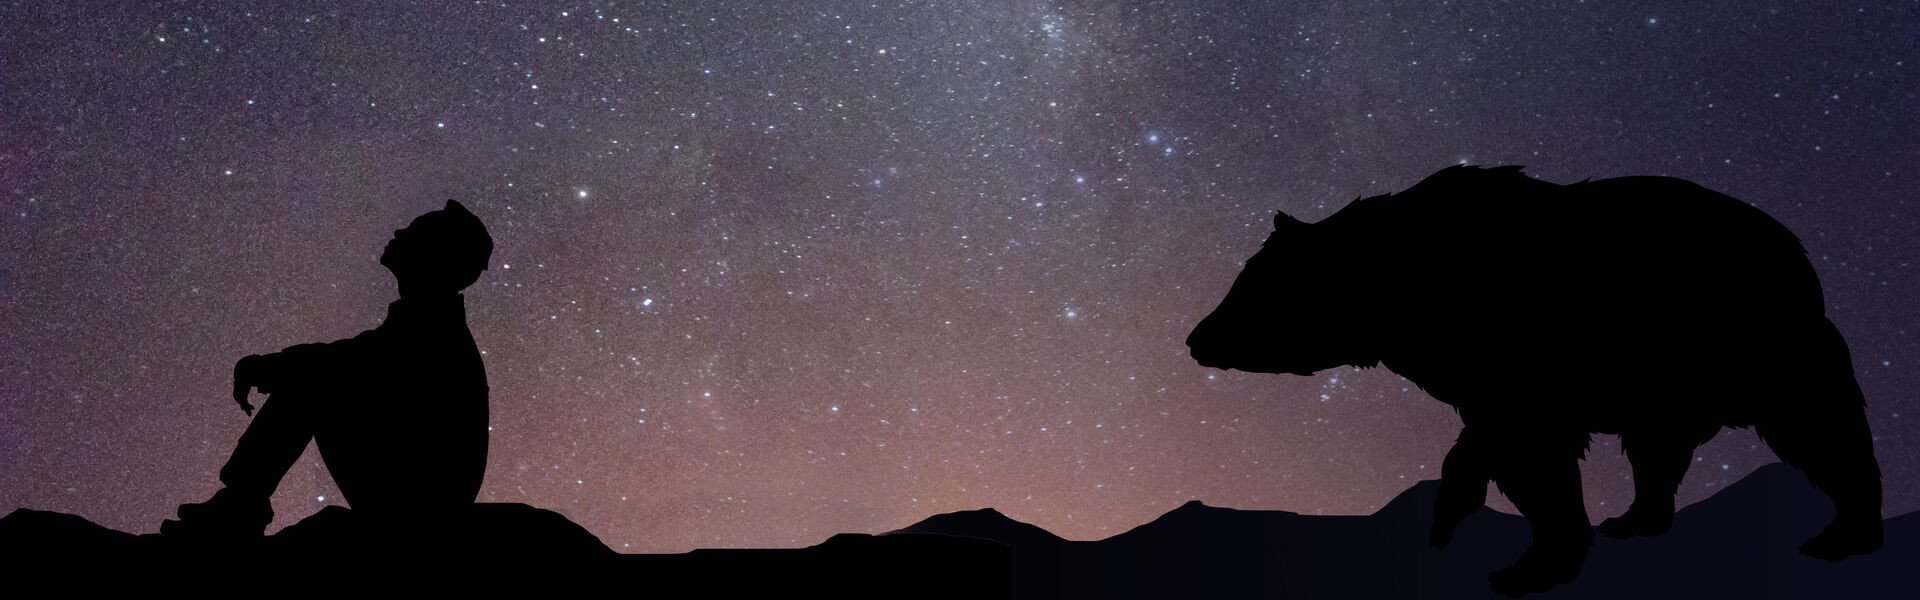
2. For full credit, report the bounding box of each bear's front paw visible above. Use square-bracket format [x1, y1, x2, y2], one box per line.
[1487, 537, 1588, 598]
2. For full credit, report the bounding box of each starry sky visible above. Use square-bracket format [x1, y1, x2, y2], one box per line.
[2, 1, 1916, 553]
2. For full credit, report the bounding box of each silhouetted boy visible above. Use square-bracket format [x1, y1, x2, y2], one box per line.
[163, 200, 493, 537]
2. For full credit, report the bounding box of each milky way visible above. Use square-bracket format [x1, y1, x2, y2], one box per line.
[2, 2, 1916, 553]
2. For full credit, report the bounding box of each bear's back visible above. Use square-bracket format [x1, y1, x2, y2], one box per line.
[1344, 169, 1827, 418]
[1341, 170, 1818, 324]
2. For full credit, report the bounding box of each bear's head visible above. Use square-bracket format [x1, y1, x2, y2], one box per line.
[1185, 209, 1380, 376]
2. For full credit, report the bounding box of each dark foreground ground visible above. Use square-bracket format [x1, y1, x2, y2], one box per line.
[2, 463, 1910, 598]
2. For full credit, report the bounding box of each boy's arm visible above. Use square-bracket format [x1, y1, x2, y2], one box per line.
[231, 329, 377, 415]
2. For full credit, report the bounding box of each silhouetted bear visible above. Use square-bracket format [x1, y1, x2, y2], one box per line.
[1185, 165, 1882, 597]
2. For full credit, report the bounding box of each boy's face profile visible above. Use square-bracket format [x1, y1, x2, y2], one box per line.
[379, 214, 434, 274]
[380, 201, 493, 297]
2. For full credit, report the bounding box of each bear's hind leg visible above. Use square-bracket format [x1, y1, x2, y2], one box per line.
[1756, 319, 1883, 561]
[1599, 424, 1719, 539]
[1757, 398, 1883, 561]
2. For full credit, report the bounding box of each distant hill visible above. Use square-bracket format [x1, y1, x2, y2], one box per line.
[889, 462, 1915, 599]
[891, 506, 1069, 548]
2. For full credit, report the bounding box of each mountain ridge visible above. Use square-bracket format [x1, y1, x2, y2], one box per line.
[888, 462, 1914, 599]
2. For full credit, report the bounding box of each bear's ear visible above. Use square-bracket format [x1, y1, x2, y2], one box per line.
[1273, 210, 1305, 231]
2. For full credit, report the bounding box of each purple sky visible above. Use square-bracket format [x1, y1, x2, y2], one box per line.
[3, 1, 1915, 552]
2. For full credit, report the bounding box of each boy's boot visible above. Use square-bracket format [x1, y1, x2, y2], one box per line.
[160, 488, 272, 539]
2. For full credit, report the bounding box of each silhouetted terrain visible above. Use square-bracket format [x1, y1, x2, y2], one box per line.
[893, 462, 1913, 599]
[3, 464, 1907, 598]
[0, 502, 1009, 597]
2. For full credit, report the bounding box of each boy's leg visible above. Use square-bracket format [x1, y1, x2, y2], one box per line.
[164, 391, 317, 537]
[218, 390, 318, 498]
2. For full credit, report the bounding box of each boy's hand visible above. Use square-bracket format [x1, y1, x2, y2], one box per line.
[232, 354, 267, 416]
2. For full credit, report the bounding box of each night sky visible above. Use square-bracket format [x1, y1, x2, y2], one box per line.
[3, 1, 1916, 553]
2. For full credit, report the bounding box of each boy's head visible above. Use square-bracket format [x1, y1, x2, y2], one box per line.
[381, 200, 494, 297]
